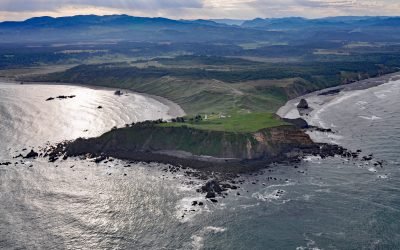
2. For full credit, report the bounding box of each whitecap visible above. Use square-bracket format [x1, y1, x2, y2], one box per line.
[252, 189, 289, 203]
[239, 203, 260, 209]
[303, 156, 322, 162]
[356, 101, 368, 105]
[190, 235, 204, 250]
[374, 90, 391, 99]
[205, 226, 227, 233]
[175, 196, 209, 223]
[315, 188, 331, 193]
[190, 226, 227, 250]
[359, 115, 382, 121]
[303, 194, 313, 201]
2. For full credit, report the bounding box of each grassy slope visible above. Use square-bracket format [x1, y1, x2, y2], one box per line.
[160, 113, 288, 132]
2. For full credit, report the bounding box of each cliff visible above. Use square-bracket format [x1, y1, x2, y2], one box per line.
[53, 124, 323, 172]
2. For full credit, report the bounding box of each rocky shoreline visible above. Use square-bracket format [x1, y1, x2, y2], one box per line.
[7, 130, 380, 204]
[4, 72, 395, 204]
[5, 117, 383, 206]
[37, 116, 355, 175]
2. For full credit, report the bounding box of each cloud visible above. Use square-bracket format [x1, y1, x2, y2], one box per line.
[0, 0, 203, 12]
[0, 0, 399, 21]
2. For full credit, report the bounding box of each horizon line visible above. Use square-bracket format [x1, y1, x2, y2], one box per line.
[1, 14, 399, 23]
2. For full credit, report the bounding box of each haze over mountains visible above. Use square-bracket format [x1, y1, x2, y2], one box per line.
[1, 14, 400, 43]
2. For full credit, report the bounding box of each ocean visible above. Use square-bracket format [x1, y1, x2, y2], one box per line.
[0, 79, 399, 249]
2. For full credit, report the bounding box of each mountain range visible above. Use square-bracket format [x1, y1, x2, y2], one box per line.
[0, 15, 400, 44]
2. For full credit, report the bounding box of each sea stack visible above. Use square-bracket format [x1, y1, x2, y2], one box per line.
[297, 98, 309, 109]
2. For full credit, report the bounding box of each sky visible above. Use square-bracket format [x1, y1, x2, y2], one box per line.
[0, 0, 399, 21]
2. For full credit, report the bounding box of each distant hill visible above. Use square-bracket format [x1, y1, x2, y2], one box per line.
[1, 15, 400, 44]
[240, 16, 400, 43]
[241, 16, 400, 29]
[210, 19, 245, 26]
[0, 14, 278, 44]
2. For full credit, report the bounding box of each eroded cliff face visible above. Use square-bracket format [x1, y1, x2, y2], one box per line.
[249, 126, 315, 159]
[64, 124, 316, 162]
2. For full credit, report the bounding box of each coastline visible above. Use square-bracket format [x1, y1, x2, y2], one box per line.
[277, 71, 400, 121]
[0, 77, 186, 119]
[5, 69, 398, 174]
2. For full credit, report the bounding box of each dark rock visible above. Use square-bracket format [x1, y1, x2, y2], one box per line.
[282, 118, 309, 129]
[114, 90, 123, 96]
[198, 202, 204, 206]
[205, 192, 216, 199]
[57, 95, 75, 100]
[93, 155, 107, 163]
[201, 180, 223, 194]
[46, 97, 55, 101]
[221, 183, 238, 190]
[297, 99, 309, 109]
[48, 156, 58, 162]
[362, 156, 373, 161]
[192, 201, 198, 206]
[97, 106, 103, 109]
[24, 149, 39, 159]
[311, 126, 334, 133]
[210, 199, 218, 203]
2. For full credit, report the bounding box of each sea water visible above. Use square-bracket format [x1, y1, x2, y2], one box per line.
[1, 80, 399, 249]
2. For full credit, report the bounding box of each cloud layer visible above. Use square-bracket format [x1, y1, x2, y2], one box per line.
[0, 0, 399, 21]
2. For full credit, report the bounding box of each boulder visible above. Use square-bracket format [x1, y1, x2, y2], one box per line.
[205, 192, 216, 199]
[201, 180, 223, 194]
[297, 99, 309, 109]
[24, 149, 39, 159]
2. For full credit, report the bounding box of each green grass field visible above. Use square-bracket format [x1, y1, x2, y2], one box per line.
[159, 113, 288, 132]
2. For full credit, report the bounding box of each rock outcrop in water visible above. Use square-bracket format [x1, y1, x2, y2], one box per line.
[24, 149, 39, 159]
[297, 99, 309, 109]
[46, 95, 76, 101]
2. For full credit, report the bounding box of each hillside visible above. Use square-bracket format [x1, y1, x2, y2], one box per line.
[29, 55, 399, 115]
